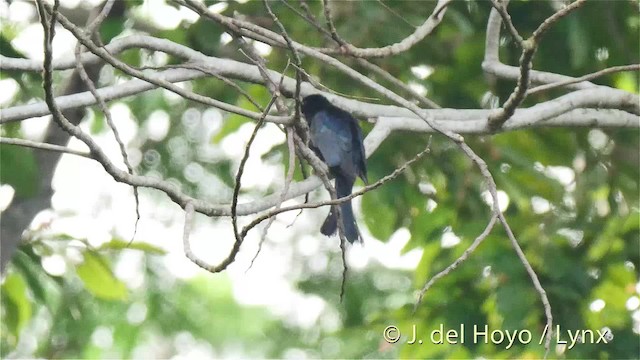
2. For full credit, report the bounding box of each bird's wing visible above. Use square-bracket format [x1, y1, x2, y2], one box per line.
[310, 110, 353, 170]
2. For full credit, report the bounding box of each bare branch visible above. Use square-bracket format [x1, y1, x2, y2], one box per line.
[224, 95, 279, 273]
[3, 34, 636, 127]
[458, 139, 553, 357]
[379, 108, 640, 134]
[489, 0, 524, 44]
[322, 0, 347, 47]
[320, 0, 453, 58]
[3, 66, 637, 131]
[0, 137, 92, 159]
[488, 0, 588, 130]
[39, 3, 292, 125]
[499, 209, 554, 357]
[280, 0, 334, 40]
[86, 0, 114, 33]
[73, 0, 140, 243]
[0, 65, 287, 125]
[414, 214, 498, 311]
[482, 7, 597, 90]
[488, 42, 535, 130]
[182, 201, 216, 271]
[239, 143, 432, 239]
[160, 63, 264, 111]
[528, 63, 640, 95]
[531, 0, 587, 43]
[376, 0, 418, 29]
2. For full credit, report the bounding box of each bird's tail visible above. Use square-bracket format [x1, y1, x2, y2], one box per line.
[321, 174, 360, 243]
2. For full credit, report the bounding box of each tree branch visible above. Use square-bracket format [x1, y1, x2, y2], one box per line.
[488, 0, 588, 130]
[482, 4, 599, 90]
[0, 137, 92, 159]
[317, 0, 452, 58]
[528, 63, 640, 95]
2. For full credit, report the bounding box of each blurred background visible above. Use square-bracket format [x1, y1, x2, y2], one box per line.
[1, 0, 638, 358]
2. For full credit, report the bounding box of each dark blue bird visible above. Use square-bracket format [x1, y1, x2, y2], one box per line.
[301, 94, 367, 243]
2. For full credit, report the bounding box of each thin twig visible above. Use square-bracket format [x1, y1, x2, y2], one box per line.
[40, 2, 292, 125]
[247, 1, 308, 270]
[489, 0, 524, 45]
[414, 214, 498, 311]
[528, 63, 640, 95]
[0, 137, 92, 159]
[296, 2, 441, 109]
[182, 201, 203, 269]
[458, 141, 554, 358]
[280, 0, 334, 40]
[488, 42, 535, 130]
[531, 0, 587, 43]
[240, 143, 431, 238]
[322, 0, 347, 47]
[229, 95, 279, 268]
[339, 229, 348, 302]
[376, 0, 418, 29]
[74, 0, 140, 244]
[320, 0, 453, 58]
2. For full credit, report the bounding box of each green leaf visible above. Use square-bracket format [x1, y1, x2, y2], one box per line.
[495, 282, 538, 330]
[90, 110, 106, 134]
[0, 34, 24, 58]
[567, 17, 589, 68]
[97, 238, 166, 255]
[0, 144, 39, 197]
[77, 252, 128, 301]
[586, 263, 636, 329]
[100, 18, 125, 45]
[1, 272, 32, 340]
[614, 72, 638, 93]
[410, 207, 455, 247]
[413, 241, 442, 287]
[362, 191, 397, 240]
[12, 251, 48, 304]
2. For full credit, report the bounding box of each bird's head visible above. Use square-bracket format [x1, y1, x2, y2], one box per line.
[301, 94, 331, 120]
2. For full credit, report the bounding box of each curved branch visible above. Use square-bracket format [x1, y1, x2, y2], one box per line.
[319, 0, 452, 58]
[488, 0, 588, 130]
[482, 5, 598, 90]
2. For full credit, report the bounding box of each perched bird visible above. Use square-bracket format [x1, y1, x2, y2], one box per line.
[301, 94, 368, 243]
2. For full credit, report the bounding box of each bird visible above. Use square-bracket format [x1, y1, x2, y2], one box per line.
[301, 94, 368, 243]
